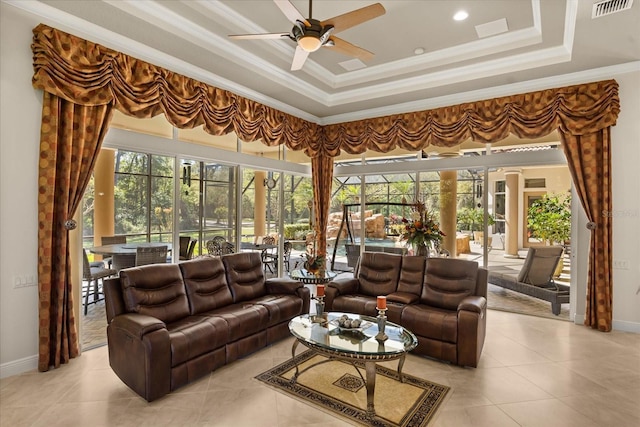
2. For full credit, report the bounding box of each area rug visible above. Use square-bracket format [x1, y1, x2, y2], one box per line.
[255, 350, 450, 427]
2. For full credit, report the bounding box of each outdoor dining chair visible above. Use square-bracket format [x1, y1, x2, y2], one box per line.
[135, 245, 168, 266]
[82, 249, 117, 315]
[100, 235, 127, 268]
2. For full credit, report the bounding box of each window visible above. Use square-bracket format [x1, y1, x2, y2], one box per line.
[114, 151, 174, 242]
[525, 178, 546, 188]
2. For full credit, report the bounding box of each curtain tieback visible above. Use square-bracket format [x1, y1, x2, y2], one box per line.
[586, 221, 597, 230]
[64, 219, 77, 230]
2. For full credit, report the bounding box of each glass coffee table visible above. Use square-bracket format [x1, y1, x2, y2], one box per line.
[288, 312, 418, 417]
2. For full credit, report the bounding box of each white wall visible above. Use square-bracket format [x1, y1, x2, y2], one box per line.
[1, 3, 639, 377]
[1, 4, 45, 376]
[609, 71, 640, 331]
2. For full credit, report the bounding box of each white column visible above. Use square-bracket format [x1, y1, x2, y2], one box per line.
[504, 169, 521, 258]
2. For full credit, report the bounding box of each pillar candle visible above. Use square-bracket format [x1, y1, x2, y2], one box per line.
[377, 296, 386, 310]
[316, 284, 325, 297]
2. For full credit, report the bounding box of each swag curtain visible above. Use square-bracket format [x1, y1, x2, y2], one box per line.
[36, 92, 113, 370]
[32, 23, 619, 371]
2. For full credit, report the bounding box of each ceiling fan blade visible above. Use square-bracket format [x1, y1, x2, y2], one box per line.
[274, 0, 308, 26]
[321, 3, 385, 34]
[324, 36, 374, 61]
[291, 46, 310, 71]
[229, 33, 290, 40]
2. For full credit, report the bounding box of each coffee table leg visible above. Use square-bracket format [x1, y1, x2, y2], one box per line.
[365, 361, 376, 417]
[397, 353, 407, 383]
[291, 340, 300, 382]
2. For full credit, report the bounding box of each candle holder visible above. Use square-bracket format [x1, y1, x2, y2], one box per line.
[312, 295, 325, 322]
[375, 307, 388, 342]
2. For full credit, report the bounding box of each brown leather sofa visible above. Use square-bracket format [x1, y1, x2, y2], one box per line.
[324, 252, 487, 367]
[103, 252, 310, 401]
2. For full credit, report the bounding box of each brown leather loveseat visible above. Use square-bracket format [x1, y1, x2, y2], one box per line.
[324, 252, 487, 367]
[104, 252, 310, 401]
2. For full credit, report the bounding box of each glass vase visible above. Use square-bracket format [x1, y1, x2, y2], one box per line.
[413, 242, 429, 257]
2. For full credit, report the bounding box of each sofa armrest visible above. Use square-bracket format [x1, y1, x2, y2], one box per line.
[327, 278, 360, 295]
[324, 278, 360, 311]
[458, 296, 487, 314]
[266, 277, 304, 294]
[110, 313, 166, 339]
[107, 313, 171, 401]
[457, 296, 487, 368]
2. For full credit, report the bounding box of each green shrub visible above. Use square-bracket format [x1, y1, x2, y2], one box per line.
[527, 194, 571, 245]
[284, 223, 312, 239]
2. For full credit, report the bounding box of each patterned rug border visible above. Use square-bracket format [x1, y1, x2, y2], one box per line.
[255, 350, 450, 427]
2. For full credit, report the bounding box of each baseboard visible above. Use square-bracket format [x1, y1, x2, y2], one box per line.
[613, 319, 640, 333]
[0, 354, 38, 379]
[574, 314, 639, 333]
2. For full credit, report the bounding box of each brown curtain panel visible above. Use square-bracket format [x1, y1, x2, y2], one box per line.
[311, 154, 335, 257]
[561, 130, 613, 331]
[37, 92, 113, 371]
[32, 24, 620, 343]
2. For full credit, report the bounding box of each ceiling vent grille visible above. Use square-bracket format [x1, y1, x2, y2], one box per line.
[592, 0, 634, 18]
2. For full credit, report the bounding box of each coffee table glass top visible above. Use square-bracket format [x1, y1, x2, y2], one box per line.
[289, 312, 417, 356]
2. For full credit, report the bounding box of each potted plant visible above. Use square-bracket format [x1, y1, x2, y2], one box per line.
[458, 207, 495, 242]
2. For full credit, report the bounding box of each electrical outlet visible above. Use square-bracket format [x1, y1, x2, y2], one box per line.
[12, 274, 37, 288]
[613, 260, 629, 270]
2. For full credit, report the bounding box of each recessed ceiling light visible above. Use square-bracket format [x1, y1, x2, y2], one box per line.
[453, 10, 469, 21]
[413, 47, 425, 55]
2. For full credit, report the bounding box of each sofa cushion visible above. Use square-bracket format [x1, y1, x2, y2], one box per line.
[167, 316, 228, 367]
[396, 255, 426, 297]
[331, 295, 378, 317]
[221, 252, 267, 303]
[402, 304, 458, 344]
[119, 264, 190, 323]
[204, 303, 269, 342]
[251, 295, 303, 326]
[357, 252, 402, 296]
[179, 257, 233, 314]
[421, 258, 479, 310]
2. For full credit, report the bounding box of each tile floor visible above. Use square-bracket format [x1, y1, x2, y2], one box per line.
[3, 310, 639, 427]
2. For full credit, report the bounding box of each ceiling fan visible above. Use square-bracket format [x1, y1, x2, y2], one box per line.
[229, 0, 386, 71]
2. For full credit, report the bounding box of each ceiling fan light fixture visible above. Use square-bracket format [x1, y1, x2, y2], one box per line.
[298, 35, 322, 52]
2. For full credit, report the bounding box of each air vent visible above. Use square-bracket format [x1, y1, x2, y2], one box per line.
[592, 0, 634, 18]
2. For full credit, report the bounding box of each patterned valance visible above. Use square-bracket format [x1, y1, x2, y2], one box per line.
[31, 24, 322, 156]
[33, 24, 619, 156]
[321, 81, 619, 156]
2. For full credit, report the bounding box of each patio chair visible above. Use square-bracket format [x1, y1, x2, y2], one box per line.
[186, 239, 198, 259]
[177, 236, 199, 261]
[261, 235, 277, 272]
[135, 245, 168, 266]
[206, 239, 222, 256]
[221, 241, 234, 255]
[488, 246, 568, 315]
[100, 235, 127, 268]
[82, 249, 117, 315]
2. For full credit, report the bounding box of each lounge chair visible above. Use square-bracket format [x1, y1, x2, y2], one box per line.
[488, 246, 569, 315]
